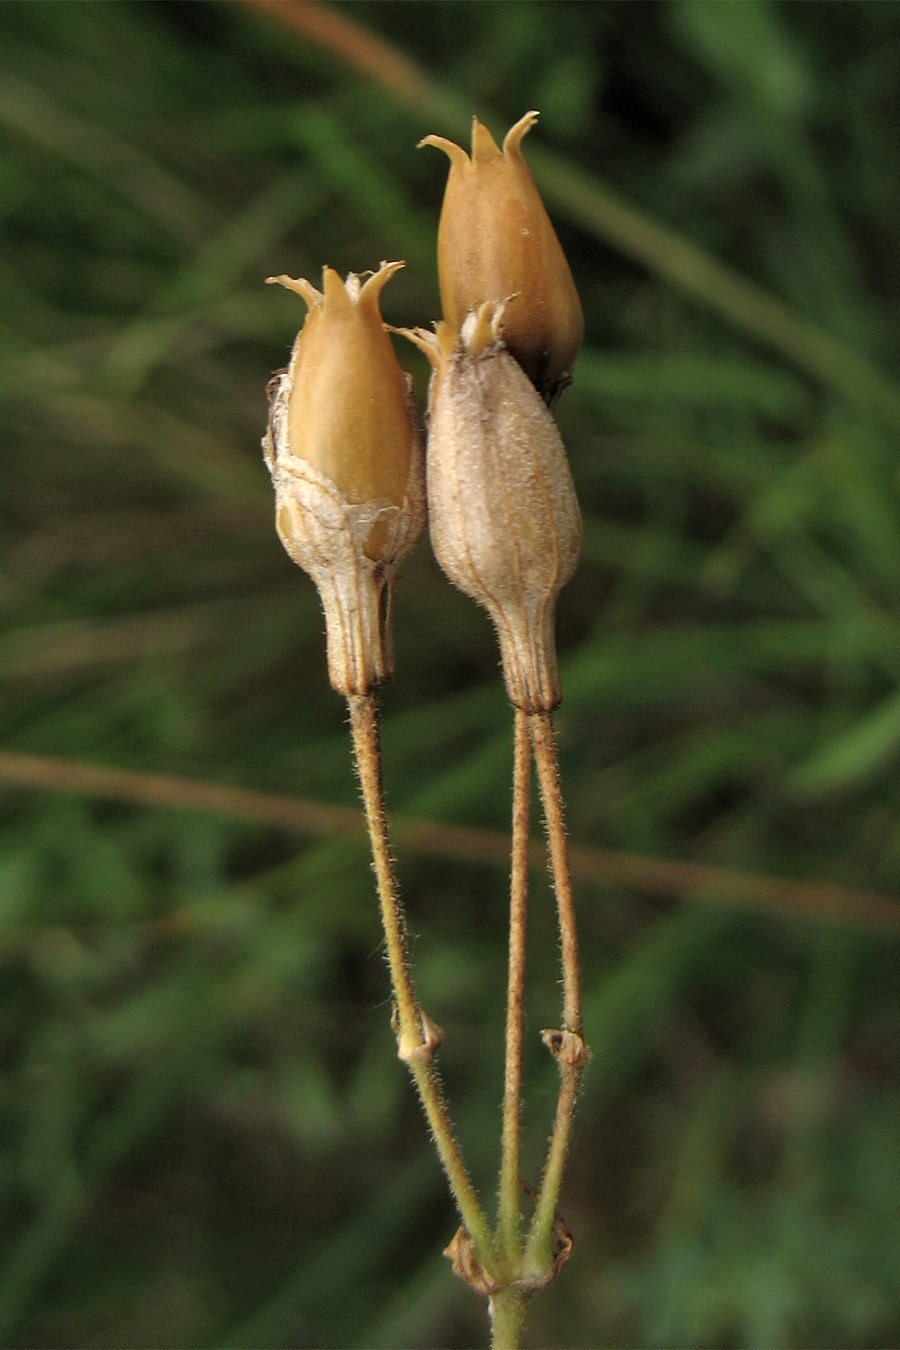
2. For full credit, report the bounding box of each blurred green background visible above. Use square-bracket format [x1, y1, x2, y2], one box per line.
[3, 1, 900, 1345]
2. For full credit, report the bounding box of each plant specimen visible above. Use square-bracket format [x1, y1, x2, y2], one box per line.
[263, 113, 588, 1350]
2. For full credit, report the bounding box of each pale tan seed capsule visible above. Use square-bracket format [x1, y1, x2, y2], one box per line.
[263, 263, 425, 695]
[396, 303, 581, 712]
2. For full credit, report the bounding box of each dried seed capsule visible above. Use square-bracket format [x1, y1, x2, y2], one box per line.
[397, 303, 581, 712]
[263, 262, 424, 695]
[421, 111, 583, 404]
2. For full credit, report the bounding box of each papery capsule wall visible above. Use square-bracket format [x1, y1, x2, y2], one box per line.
[399, 305, 581, 711]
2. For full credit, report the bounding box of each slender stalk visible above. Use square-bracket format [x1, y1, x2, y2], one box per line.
[497, 708, 531, 1261]
[524, 709, 588, 1273]
[347, 691, 493, 1260]
[528, 711, 582, 1039]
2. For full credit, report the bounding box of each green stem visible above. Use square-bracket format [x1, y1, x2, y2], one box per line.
[347, 692, 493, 1260]
[489, 1285, 527, 1350]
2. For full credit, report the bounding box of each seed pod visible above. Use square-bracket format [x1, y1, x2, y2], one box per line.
[263, 262, 424, 695]
[397, 303, 581, 712]
[421, 111, 583, 404]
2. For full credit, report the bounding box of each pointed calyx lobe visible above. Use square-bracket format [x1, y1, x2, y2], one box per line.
[267, 263, 414, 511]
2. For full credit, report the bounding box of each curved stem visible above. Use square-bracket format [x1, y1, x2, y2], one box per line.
[497, 708, 531, 1261]
[2, 750, 895, 934]
[347, 692, 493, 1260]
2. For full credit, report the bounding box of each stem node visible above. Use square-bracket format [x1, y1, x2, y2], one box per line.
[394, 1005, 444, 1062]
[540, 1028, 591, 1068]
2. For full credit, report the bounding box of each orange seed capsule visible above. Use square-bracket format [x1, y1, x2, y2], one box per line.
[263, 262, 424, 695]
[421, 111, 584, 403]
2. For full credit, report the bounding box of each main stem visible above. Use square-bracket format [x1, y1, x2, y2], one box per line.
[489, 1285, 528, 1350]
[347, 692, 493, 1261]
[525, 709, 588, 1274]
